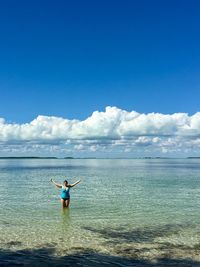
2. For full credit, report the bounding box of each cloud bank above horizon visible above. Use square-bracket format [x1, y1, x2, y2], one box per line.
[1, 106, 200, 157]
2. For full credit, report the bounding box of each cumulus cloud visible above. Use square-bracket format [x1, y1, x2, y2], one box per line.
[1, 106, 200, 156]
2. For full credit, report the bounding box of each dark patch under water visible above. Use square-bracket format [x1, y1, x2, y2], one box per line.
[1, 246, 200, 267]
[83, 223, 187, 244]
[1, 223, 200, 266]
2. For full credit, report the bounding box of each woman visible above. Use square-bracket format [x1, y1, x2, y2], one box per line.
[51, 178, 81, 208]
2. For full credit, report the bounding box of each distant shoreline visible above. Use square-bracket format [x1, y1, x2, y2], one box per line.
[0, 156, 199, 159]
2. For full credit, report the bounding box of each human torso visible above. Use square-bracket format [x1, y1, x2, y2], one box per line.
[60, 186, 70, 199]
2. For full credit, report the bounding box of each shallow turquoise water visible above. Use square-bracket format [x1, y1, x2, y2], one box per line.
[1, 158, 200, 266]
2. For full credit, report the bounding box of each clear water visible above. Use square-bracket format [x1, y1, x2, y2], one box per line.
[1, 159, 200, 266]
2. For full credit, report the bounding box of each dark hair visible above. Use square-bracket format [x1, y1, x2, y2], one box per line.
[64, 180, 68, 184]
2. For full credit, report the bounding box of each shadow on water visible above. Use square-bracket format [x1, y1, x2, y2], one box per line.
[61, 208, 71, 227]
[80, 224, 200, 266]
[0, 164, 89, 171]
[0, 246, 200, 267]
[1, 223, 200, 266]
[83, 223, 189, 244]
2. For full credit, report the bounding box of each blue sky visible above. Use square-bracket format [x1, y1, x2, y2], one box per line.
[0, 1, 200, 157]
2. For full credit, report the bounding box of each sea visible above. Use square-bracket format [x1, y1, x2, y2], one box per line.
[0, 158, 200, 266]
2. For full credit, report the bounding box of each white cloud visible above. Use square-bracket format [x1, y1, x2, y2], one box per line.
[135, 136, 152, 146]
[74, 144, 84, 151]
[89, 145, 98, 152]
[1, 106, 200, 156]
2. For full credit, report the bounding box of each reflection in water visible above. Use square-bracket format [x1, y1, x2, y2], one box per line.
[61, 208, 71, 229]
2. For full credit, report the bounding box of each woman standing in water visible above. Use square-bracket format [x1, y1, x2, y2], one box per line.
[51, 178, 81, 208]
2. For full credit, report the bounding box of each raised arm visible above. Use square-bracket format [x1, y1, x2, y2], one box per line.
[50, 178, 62, 188]
[70, 180, 81, 188]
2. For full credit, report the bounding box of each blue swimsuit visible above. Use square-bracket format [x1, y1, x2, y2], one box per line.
[60, 186, 70, 200]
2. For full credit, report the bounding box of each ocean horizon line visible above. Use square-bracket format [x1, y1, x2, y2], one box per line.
[0, 156, 199, 159]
